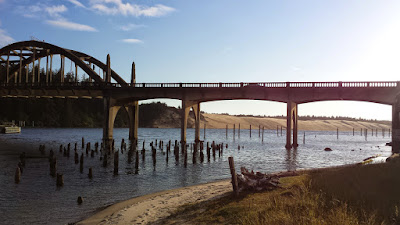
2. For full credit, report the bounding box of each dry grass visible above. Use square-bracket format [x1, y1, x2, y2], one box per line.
[157, 163, 400, 225]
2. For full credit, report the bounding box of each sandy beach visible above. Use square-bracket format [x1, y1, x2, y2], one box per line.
[201, 113, 391, 131]
[78, 180, 232, 225]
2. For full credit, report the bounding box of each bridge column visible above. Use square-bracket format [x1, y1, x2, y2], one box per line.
[392, 96, 400, 153]
[193, 102, 201, 143]
[181, 100, 200, 143]
[127, 62, 139, 142]
[181, 100, 190, 144]
[103, 96, 120, 150]
[286, 101, 298, 149]
[127, 101, 139, 141]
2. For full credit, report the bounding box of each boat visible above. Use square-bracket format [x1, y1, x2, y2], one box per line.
[0, 122, 21, 134]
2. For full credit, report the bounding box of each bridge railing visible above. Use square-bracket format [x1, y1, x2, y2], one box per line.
[0, 81, 398, 88]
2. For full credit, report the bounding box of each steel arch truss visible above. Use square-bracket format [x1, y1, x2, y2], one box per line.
[0, 40, 127, 86]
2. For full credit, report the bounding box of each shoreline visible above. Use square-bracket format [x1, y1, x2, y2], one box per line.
[76, 158, 390, 225]
[77, 179, 232, 225]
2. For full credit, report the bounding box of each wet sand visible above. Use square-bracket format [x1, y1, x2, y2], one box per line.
[77, 179, 231, 225]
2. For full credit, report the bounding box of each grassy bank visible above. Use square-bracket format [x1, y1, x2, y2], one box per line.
[158, 162, 400, 224]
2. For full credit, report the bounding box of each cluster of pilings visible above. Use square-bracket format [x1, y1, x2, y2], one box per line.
[224, 124, 287, 141]
[15, 135, 239, 186]
[126, 138, 232, 173]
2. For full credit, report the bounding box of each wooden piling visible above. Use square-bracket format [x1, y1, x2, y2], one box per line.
[50, 157, 57, 177]
[184, 149, 188, 168]
[114, 151, 119, 175]
[56, 173, 64, 187]
[166, 146, 169, 163]
[15, 167, 21, 184]
[74, 152, 79, 164]
[226, 125, 228, 138]
[233, 124, 236, 139]
[82, 137, 84, 149]
[103, 154, 108, 167]
[77, 196, 83, 204]
[88, 167, 93, 179]
[200, 150, 204, 163]
[238, 123, 240, 138]
[303, 132, 305, 144]
[353, 128, 354, 136]
[337, 128, 339, 139]
[228, 157, 239, 197]
[18, 161, 23, 174]
[250, 124, 252, 138]
[207, 142, 210, 162]
[135, 150, 139, 174]
[262, 126, 264, 142]
[80, 153, 84, 173]
[203, 123, 206, 140]
[259, 125, 260, 137]
[152, 147, 156, 168]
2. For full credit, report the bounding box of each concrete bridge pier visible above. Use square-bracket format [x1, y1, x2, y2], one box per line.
[127, 62, 139, 143]
[392, 96, 400, 153]
[286, 101, 298, 149]
[103, 96, 120, 150]
[127, 101, 139, 142]
[181, 100, 201, 144]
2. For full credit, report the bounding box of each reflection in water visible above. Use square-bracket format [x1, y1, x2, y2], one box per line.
[285, 148, 298, 171]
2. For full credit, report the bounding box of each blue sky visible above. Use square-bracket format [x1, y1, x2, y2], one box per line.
[1, 0, 400, 120]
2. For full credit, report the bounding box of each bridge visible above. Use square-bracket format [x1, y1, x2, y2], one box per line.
[1, 41, 400, 152]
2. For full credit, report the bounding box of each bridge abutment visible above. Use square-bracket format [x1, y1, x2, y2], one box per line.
[392, 97, 400, 153]
[286, 101, 298, 149]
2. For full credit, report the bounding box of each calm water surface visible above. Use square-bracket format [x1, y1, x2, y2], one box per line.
[0, 128, 392, 225]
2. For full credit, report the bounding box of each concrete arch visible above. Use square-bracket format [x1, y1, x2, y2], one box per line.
[0, 41, 126, 85]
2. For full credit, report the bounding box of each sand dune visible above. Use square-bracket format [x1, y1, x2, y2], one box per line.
[201, 113, 391, 131]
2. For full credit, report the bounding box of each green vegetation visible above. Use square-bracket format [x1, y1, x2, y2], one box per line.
[160, 163, 400, 224]
[0, 98, 180, 128]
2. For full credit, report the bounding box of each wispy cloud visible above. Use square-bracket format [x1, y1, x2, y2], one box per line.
[45, 5, 67, 18]
[90, 0, 175, 17]
[19, 5, 42, 18]
[120, 38, 143, 44]
[15, 3, 97, 32]
[119, 23, 145, 31]
[46, 19, 98, 32]
[68, 0, 86, 8]
[0, 28, 15, 47]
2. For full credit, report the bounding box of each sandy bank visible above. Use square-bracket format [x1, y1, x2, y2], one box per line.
[202, 113, 391, 131]
[78, 180, 231, 225]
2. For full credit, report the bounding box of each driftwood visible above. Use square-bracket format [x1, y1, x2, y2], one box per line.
[237, 167, 281, 192]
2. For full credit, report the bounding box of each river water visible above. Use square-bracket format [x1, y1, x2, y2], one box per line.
[0, 128, 392, 225]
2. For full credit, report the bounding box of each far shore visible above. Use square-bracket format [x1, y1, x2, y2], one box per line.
[199, 113, 391, 131]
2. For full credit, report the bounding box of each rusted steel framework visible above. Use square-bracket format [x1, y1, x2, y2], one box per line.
[0, 40, 127, 86]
